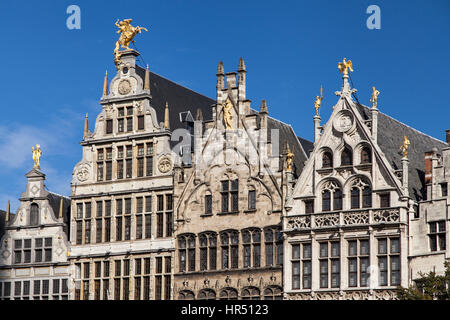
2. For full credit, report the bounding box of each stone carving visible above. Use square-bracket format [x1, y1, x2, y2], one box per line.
[343, 211, 369, 225]
[286, 215, 311, 230]
[314, 213, 339, 227]
[104, 105, 113, 118]
[158, 156, 172, 173]
[76, 163, 90, 182]
[373, 208, 400, 223]
[118, 79, 132, 95]
[333, 110, 354, 133]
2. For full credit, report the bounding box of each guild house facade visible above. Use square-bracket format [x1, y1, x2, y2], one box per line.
[0, 21, 449, 300]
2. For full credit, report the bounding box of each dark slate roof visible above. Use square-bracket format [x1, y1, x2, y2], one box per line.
[47, 192, 71, 238]
[135, 66, 215, 132]
[297, 136, 314, 157]
[0, 210, 5, 241]
[356, 104, 448, 201]
[266, 116, 310, 177]
[135, 66, 312, 175]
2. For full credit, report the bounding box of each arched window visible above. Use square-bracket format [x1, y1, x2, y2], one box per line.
[242, 229, 261, 268]
[350, 178, 372, 209]
[333, 189, 343, 210]
[322, 190, 331, 212]
[263, 286, 283, 300]
[219, 288, 238, 300]
[362, 186, 372, 208]
[341, 147, 353, 166]
[220, 230, 239, 269]
[199, 232, 217, 271]
[198, 289, 216, 300]
[30, 203, 39, 226]
[241, 287, 260, 300]
[361, 147, 371, 164]
[351, 188, 360, 209]
[322, 181, 342, 212]
[178, 234, 196, 272]
[322, 152, 333, 168]
[178, 290, 195, 300]
[264, 227, 283, 266]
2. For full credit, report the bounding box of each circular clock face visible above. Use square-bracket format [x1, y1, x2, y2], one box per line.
[118, 79, 132, 95]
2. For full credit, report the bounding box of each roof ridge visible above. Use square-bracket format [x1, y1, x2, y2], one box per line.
[48, 191, 70, 200]
[137, 65, 215, 103]
[358, 104, 447, 146]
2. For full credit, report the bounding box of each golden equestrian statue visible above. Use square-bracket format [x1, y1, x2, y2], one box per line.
[370, 86, 380, 108]
[223, 98, 233, 130]
[32, 144, 42, 169]
[400, 136, 410, 158]
[338, 58, 353, 76]
[114, 19, 148, 67]
[314, 86, 323, 116]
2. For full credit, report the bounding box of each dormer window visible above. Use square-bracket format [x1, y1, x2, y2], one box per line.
[341, 147, 353, 166]
[361, 147, 371, 164]
[322, 151, 333, 168]
[30, 203, 39, 226]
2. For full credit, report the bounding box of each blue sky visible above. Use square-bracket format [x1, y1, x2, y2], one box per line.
[1, 0, 449, 211]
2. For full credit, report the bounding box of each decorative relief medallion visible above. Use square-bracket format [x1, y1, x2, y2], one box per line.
[158, 156, 172, 173]
[118, 79, 132, 95]
[333, 110, 354, 133]
[76, 163, 90, 182]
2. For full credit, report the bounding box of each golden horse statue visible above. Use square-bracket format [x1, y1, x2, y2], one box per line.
[114, 19, 148, 67]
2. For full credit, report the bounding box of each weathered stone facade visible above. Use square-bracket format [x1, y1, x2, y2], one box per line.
[0, 45, 449, 301]
[283, 71, 449, 300]
[0, 168, 71, 299]
[172, 59, 299, 300]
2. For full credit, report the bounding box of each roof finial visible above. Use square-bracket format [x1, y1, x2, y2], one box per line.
[314, 86, 323, 116]
[144, 64, 150, 91]
[164, 102, 170, 129]
[238, 57, 246, 72]
[260, 99, 268, 114]
[103, 70, 109, 96]
[6, 200, 10, 222]
[83, 113, 89, 139]
[400, 135, 411, 158]
[370, 86, 380, 109]
[217, 61, 224, 75]
[32, 144, 42, 169]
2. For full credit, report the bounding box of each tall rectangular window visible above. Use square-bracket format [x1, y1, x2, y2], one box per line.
[106, 119, 113, 134]
[319, 241, 340, 289]
[146, 143, 154, 176]
[205, 195, 212, 215]
[348, 239, 370, 287]
[380, 193, 391, 208]
[138, 116, 144, 130]
[248, 190, 256, 210]
[378, 237, 401, 286]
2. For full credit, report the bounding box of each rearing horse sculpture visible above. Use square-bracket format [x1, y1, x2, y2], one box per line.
[114, 19, 148, 67]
